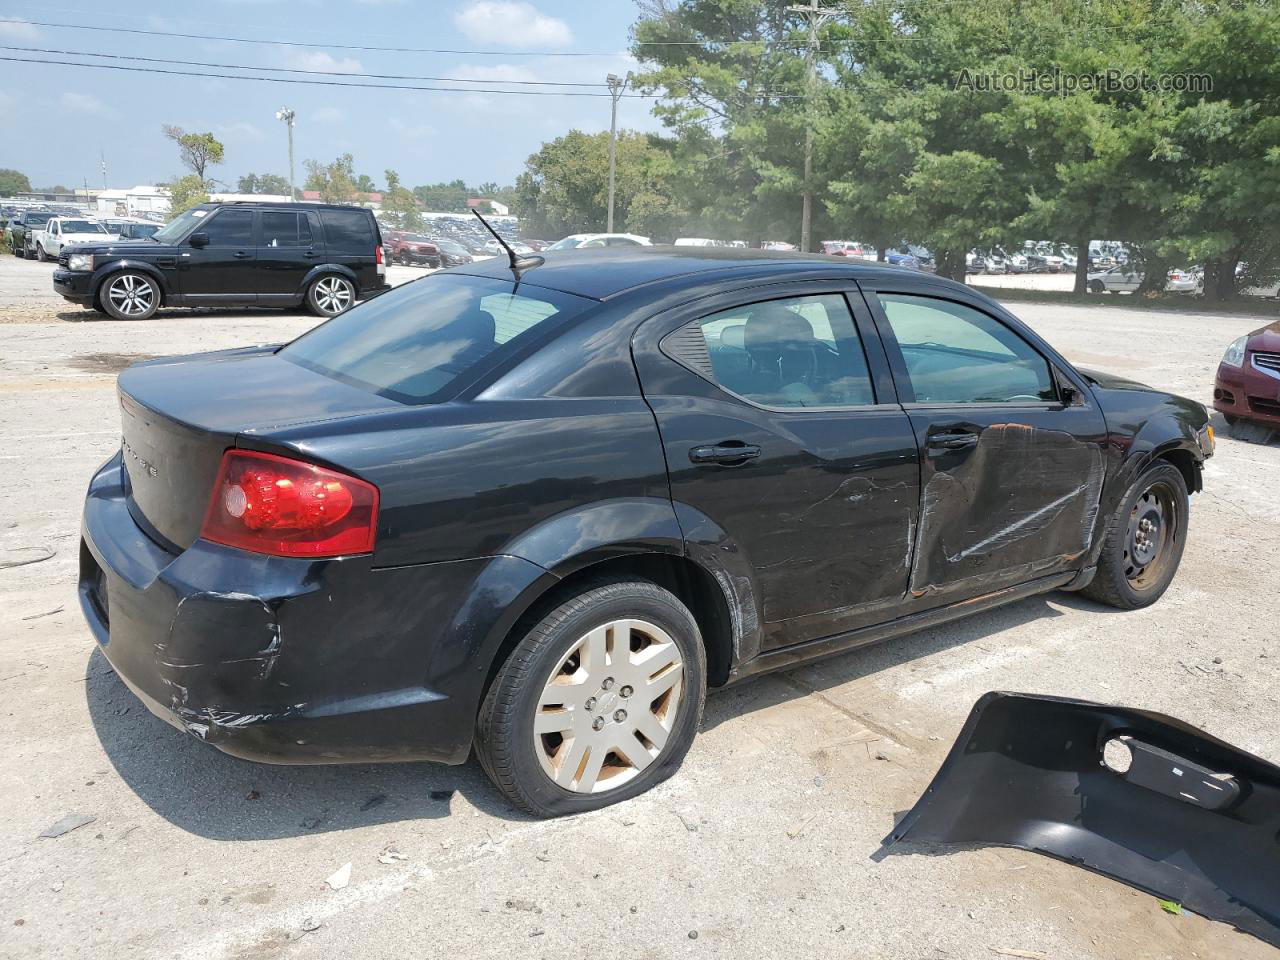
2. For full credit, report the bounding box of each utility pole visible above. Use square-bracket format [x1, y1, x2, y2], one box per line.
[787, 1, 833, 253]
[276, 108, 296, 201]
[606, 73, 627, 233]
[100, 150, 108, 189]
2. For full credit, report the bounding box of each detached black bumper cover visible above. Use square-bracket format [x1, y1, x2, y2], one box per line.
[883, 692, 1280, 947]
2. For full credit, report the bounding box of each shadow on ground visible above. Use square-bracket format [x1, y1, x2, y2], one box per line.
[88, 588, 1120, 840]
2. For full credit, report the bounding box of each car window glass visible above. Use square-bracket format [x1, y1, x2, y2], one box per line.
[689, 294, 875, 408]
[877, 293, 1055, 404]
[318, 209, 374, 252]
[262, 212, 312, 248]
[201, 210, 255, 247]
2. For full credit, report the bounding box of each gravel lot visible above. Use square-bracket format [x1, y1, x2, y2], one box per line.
[1, 253, 1277, 960]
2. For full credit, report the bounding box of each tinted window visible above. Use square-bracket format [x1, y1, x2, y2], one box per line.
[25, 212, 52, 225]
[689, 294, 875, 408]
[319, 209, 374, 252]
[877, 294, 1055, 404]
[201, 209, 255, 247]
[282, 273, 593, 403]
[261, 211, 313, 248]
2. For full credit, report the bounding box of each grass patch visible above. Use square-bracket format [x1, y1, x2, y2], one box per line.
[972, 284, 1280, 318]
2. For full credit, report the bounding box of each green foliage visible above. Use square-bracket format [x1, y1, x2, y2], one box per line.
[382, 169, 423, 230]
[413, 180, 472, 212]
[237, 173, 293, 196]
[304, 154, 359, 204]
[515, 129, 686, 238]
[0, 169, 32, 195]
[164, 175, 211, 216]
[162, 126, 225, 185]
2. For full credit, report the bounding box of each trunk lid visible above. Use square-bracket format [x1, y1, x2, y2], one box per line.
[117, 345, 401, 550]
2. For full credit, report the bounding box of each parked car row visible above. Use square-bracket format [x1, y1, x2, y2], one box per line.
[7, 213, 160, 260]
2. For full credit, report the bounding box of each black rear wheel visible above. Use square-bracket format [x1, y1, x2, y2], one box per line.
[1081, 462, 1188, 609]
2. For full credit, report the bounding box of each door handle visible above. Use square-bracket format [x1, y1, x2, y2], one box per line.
[303, 250, 319, 258]
[928, 431, 979, 450]
[233, 251, 253, 259]
[689, 442, 761, 464]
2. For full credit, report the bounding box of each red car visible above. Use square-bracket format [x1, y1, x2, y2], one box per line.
[1214, 320, 1280, 426]
[384, 230, 441, 268]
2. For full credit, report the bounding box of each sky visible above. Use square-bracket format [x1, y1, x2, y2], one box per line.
[0, 0, 663, 191]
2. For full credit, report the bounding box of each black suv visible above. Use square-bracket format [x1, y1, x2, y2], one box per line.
[52, 202, 389, 321]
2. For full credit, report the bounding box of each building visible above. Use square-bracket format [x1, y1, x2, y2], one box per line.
[94, 186, 170, 219]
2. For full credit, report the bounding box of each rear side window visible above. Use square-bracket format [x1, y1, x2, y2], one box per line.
[262, 211, 313, 247]
[319, 209, 375, 252]
[281, 273, 593, 403]
[673, 294, 876, 408]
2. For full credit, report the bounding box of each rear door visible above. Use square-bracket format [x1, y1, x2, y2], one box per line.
[180, 207, 257, 302]
[257, 209, 320, 301]
[634, 283, 920, 649]
[861, 285, 1108, 606]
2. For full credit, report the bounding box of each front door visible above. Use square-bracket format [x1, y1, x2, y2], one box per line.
[863, 288, 1108, 606]
[633, 285, 921, 650]
[257, 210, 320, 301]
[180, 207, 257, 302]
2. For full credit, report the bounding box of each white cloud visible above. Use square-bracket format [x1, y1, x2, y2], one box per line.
[277, 49, 364, 74]
[60, 92, 112, 116]
[446, 63, 539, 84]
[0, 18, 39, 40]
[312, 106, 348, 124]
[213, 121, 265, 142]
[453, 2, 572, 49]
[388, 116, 436, 141]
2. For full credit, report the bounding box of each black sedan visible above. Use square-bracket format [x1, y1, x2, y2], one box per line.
[79, 248, 1214, 816]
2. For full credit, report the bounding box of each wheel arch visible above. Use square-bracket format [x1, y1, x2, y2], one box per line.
[299, 263, 359, 297]
[90, 262, 172, 305]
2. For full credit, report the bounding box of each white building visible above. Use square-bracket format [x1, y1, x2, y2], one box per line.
[95, 186, 170, 219]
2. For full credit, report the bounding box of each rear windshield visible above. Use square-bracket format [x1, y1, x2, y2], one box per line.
[319, 209, 376, 252]
[281, 274, 594, 403]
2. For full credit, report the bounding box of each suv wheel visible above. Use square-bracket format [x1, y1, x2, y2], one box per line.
[35, 242, 48, 262]
[100, 272, 160, 321]
[1081, 462, 1188, 610]
[476, 580, 706, 817]
[307, 275, 355, 317]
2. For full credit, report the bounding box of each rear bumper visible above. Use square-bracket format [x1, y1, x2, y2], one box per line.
[79, 452, 543, 765]
[1214, 361, 1280, 425]
[53, 269, 94, 305]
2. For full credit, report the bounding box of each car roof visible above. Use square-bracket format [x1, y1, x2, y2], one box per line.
[447, 244, 945, 301]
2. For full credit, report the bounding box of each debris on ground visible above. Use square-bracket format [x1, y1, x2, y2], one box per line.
[325, 863, 352, 891]
[21, 606, 63, 621]
[39, 814, 95, 838]
[1158, 899, 1183, 915]
[300, 918, 322, 934]
[786, 814, 816, 839]
[505, 898, 541, 913]
[377, 846, 408, 864]
[991, 949, 1049, 960]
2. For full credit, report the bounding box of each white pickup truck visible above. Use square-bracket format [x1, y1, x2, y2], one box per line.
[28, 217, 115, 261]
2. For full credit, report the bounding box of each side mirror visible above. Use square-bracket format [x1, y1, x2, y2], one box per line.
[189, 232, 209, 249]
[1060, 384, 1078, 406]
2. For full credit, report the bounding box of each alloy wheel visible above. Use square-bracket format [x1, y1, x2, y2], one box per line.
[314, 276, 353, 314]
[1123, 480, 1178, 590]
[533, 618, 685, 794]
[105, 274, 156, 318]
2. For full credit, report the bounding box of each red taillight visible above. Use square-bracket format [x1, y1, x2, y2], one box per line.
[200, 450, 379, 558]
[375, 244, 384, 265]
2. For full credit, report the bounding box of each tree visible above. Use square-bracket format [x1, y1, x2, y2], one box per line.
[354, 173, 378, 194]
[237, 173, 293, 196]
[162, 126, 225, 186]
[515, 129, 686, 239]
[0, 169, 32, 195]
[382, 169, 423, 229]
[164, 175, 210, 216]
[304, 154, 359, 204]
[413, 180, 472, 212]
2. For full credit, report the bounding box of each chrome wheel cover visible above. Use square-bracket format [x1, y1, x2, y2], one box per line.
[533, 618, 685, 794]
[106, 274, 155, 317]
[314, 276, 353, 314]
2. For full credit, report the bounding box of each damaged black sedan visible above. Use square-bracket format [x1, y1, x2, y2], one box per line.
[79, 247, 1214, 816]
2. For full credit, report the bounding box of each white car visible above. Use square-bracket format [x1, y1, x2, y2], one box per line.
[482, 238, 534, 255]
[1088, 266, 1200, 294]
[546, 233, 652, 250]
[674, 237, 718, 247]
[29, 217, 114, 262]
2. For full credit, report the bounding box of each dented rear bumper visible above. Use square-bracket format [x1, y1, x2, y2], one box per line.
[883, 692, 1280, 947]
[78, 452, 482, 765]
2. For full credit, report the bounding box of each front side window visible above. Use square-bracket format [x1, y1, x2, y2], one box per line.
[877, 293, 1055, 404]
[282, 273, 593, 403]
[686, 294, 875, 408]
[201, 209, 255, 247]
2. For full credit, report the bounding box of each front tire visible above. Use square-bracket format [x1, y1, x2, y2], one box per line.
[100, 271, 160, 321]
[307, 274, 355, 317]
[476, 579, 707, 817]
[1081, 462, 1189, 610]
[1089, 279, 1106, 293]
[35, 243, 47, 262]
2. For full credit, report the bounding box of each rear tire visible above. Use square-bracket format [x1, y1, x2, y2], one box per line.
[306, 274, 355, 317]
[476, 579, 707, 817]
[13, 242, 24, 259]
[1081, 462, 1188, 610]
[99, 271, 160, 321]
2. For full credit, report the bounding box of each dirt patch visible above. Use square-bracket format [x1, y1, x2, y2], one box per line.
[70, 352, 157, 374]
